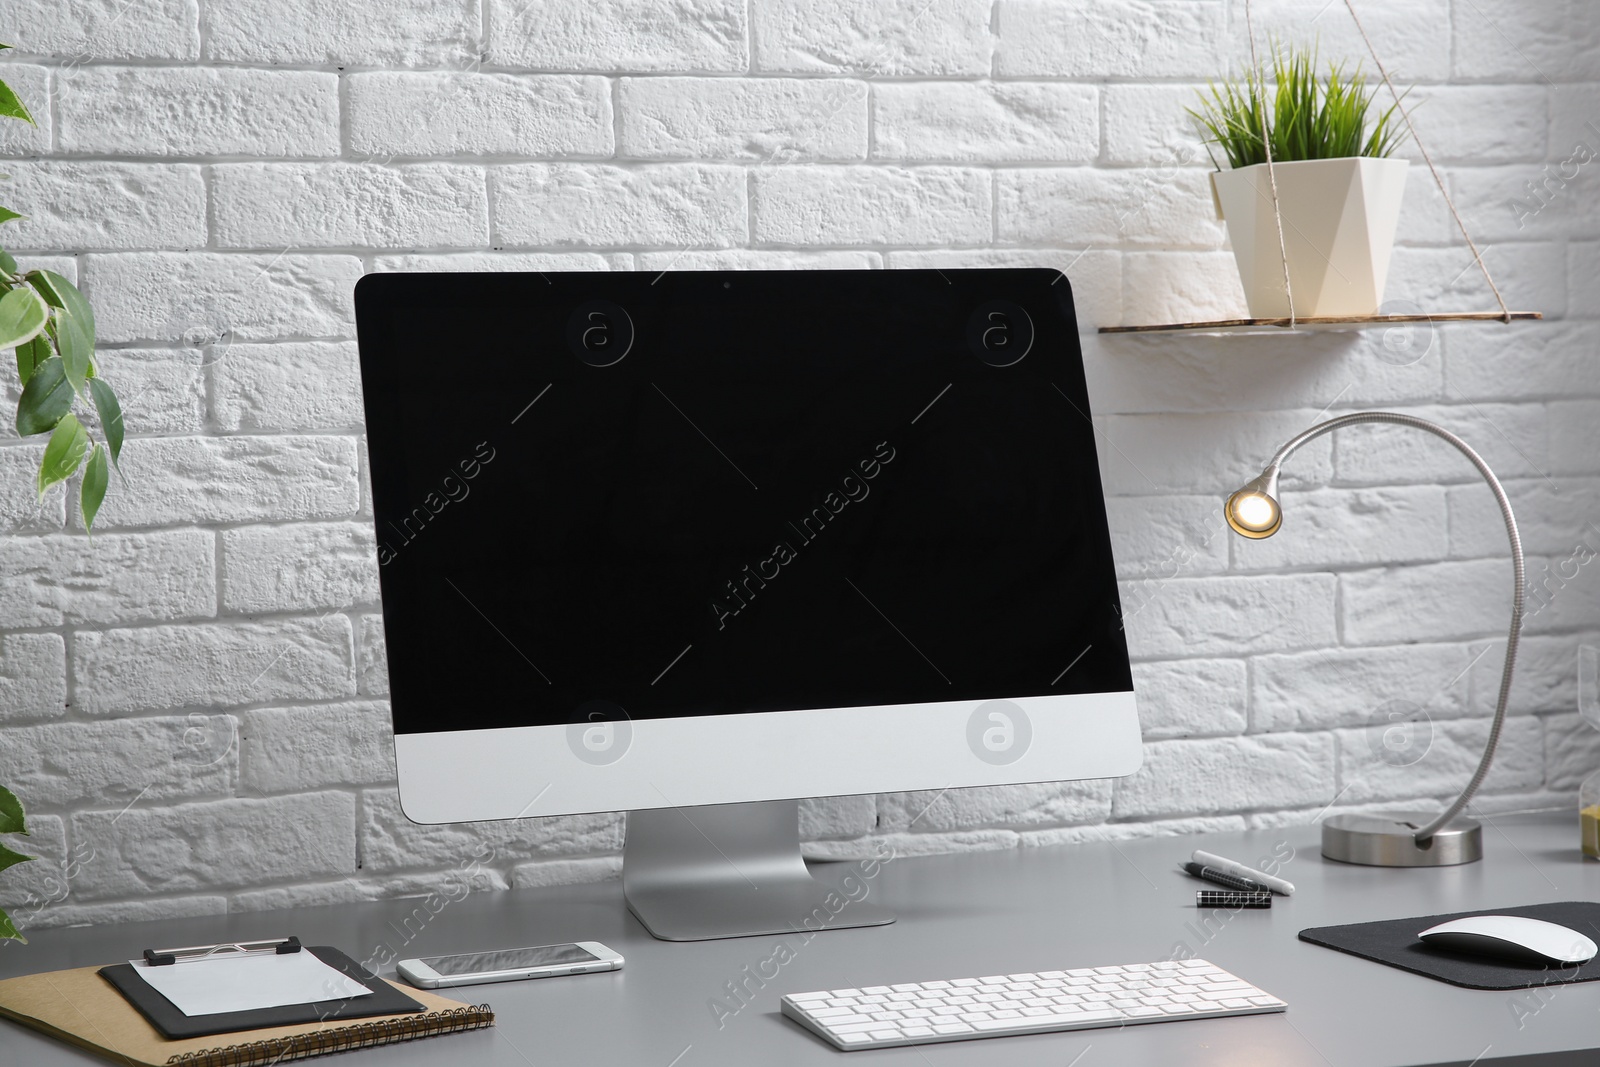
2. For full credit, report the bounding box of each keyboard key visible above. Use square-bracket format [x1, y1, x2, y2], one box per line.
[902, 1026, 933, 1037]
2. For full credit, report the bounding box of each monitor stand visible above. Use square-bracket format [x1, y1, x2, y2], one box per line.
[622, 800, 896, 941]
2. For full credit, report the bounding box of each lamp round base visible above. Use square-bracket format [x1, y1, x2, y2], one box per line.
[1321, 811, 1483, 867]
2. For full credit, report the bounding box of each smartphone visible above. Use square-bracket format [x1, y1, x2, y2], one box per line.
[396, 942, 624, 989]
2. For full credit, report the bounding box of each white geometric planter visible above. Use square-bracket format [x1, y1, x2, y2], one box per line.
[1211, 157, 1409, 318]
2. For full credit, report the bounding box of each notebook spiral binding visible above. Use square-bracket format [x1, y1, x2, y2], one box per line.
[163, 1004, 495, 1067]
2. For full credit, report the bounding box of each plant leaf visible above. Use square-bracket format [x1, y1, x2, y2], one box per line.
[15, 355, 72, 435]
[0, 285, 47, 350]
[0, 785, 24, 835]
[0, 907, 22, 943]
[37, 412, 87, 498]
[15, 332, 48, 385]
[81, 444, 108, 531]
[0, 78, 33, 125]
[26, 269, 64, 308]
[90, 377, 124, 467]
[39, 270, 94, 340]
[55, 308, 91, 395]
[0, 206, 21, 226]
[0, 843, 32, 876]
[0, 247, 15, 274]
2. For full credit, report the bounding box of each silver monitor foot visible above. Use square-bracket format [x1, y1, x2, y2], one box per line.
[623, 800, 896, 941]
[1322, 811, 1483, 867]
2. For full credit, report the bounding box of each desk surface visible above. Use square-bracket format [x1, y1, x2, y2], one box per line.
[4, 811, 1600, 1067]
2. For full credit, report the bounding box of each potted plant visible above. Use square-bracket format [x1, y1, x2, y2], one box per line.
[1190, 45, 1410, 318]
[2, 44, 125, 528]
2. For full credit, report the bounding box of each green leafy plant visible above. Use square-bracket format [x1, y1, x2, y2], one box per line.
[0, 785, 32, 941]
[1189, 42, 1410, 170]
[2, 45, 123, 531]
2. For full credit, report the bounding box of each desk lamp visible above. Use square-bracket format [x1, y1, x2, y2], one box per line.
[1225, 412, 1524, 866]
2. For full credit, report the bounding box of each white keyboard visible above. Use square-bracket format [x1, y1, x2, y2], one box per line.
[780, 958, 1286, 1050]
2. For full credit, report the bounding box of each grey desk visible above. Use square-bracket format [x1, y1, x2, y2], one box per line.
[4, 811, 1600, 1067]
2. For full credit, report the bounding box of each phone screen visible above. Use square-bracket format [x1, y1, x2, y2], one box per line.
[426, 944, 601, 976]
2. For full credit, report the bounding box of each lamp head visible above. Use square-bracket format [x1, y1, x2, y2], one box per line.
[1225, 468, 1282, 539]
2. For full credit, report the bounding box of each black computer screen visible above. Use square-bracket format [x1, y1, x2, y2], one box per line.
[355, 269, 1131, 736]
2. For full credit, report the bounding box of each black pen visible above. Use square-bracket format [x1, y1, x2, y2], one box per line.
[1182, 861, 1268, 893]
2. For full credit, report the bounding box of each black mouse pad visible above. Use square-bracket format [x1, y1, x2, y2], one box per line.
[99, 945, 424, 1038]
[1300, 901, 1600, 990]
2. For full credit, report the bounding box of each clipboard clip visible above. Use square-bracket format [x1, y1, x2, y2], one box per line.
[142, 935, 302, 966]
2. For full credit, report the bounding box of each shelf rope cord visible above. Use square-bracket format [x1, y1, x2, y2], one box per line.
[1241, 0, 1297, 327]
[1340, 0, 1511, 322]
[1239, 0, 1512, 325]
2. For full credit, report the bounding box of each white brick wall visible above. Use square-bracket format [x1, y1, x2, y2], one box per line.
[1, 0, 1596, 932]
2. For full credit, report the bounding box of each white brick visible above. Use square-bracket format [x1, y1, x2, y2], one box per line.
[71, 793, 356, 899]
[886, 249, 1120, 329]
[74, 616, 355, 714]
[1400, 87, 1548, 165]
[1122, 574, 1337, 659]
[1104, 494, 1230, 578]
[0, 529, 214, 627]
[1120, 251, 1248, 325]
[349, 73, 612, 158]
[1551, 401, 1600, 477]
[0, 163, 205, 251]
[1470, 633, 1594, 717]
[877, 782, 1111, 832]
[808, 829, 1018, 860]
[491, 0, 747, 73]
[511, 857, 620, 889]
[996, 0, 1225, 78]
[1545, 712, 1600, 790]
[222, 522, 378, 614]
[755, 0, 990, 76]
[874, 83, 1098, 164]
[1387, 243, 1566, 320]
[799, 795, 876, 838]
[1335, 716, 1542, 805]
[1131, 659, 1247, 739]
[0, 633, 66, 722]
[1445, 322, 1600, 401]
[1449, 478, 1600, 560]
[1550, 86, 1600, 162]
[638, 249, 880, 271]
[619, 77, 867, 161]
[1023, 814, 1246, 848]
[0, 816, 66, 916]
[1230, 0, 1452, 83]
[1332, 402, 1548, 486]
[1522, 552, 1600, 635]
[204, 0, 480, 66]
[1230, 486, 1450, 572]
[0, 444, 64, 532]
[1096, 409, 1333, 497]
[1453, 0, 1600, 82]
[57, 67, 340, 157]
[88, 253, 363, 344]
[241, 701, 394, 794]
[358, 613, 389, 695]
[1569, 241, 1599, 318]
[494, 164, 746, 247]
[1452, 164, 1600, 243]
[1103, 85, 1208, 167]
[1341, 559, 1513, 645]
[232, 867, 508, 911]
[1113, 734, 1336, 818]
[99, 350, 207, 434]
[0, 65, 50, 156]
[0, 717, 235, 808]
[374, 252, 623, 272]
[754, 166, 990, 246]
[999, 167, 1224, 250]
[88, 436, 358, 528]
[1251, 644, 1476, 734]
[1083, 327, 1442, 415]
[19, 896, 227, 932]
[7, 0, 198, 60]
[212, 342, 364, 432]
[360, 788, 622, 871]
[214, 164, 487, 249]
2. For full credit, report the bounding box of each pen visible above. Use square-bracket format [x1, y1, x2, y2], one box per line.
[1196, 890, 1272, 909]
[1181, 861, 1267, 893]
[1191, 850, 1295, 896]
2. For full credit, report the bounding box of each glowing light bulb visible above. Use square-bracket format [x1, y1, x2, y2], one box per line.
[1225, 489, 1282, 538]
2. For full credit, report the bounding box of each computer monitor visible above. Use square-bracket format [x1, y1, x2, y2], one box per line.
[355, 268, 1141, 941]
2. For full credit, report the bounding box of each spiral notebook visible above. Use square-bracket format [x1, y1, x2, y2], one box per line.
[0, 962, 493, 1067]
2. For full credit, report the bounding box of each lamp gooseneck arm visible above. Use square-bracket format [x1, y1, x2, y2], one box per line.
[1257, 412, 1524, 845]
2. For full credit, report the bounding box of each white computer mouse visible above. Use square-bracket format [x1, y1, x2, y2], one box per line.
[1418, 915, 1598, 966]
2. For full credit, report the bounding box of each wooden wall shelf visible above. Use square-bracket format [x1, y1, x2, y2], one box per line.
[1099, 312, 1543, 335]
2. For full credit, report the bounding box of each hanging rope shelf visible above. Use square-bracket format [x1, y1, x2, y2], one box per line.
[1100, 0, 1541, 336]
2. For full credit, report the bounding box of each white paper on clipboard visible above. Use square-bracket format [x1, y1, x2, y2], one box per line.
[127, 950, 373, 1016]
